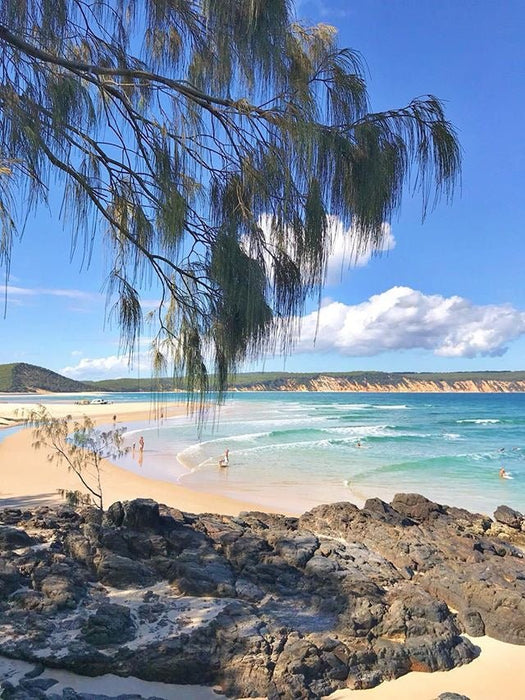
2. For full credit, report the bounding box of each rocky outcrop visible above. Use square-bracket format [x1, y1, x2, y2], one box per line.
[0, 496, 524, 698]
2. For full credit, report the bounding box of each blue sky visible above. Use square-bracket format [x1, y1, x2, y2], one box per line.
[2, 0, 525, 380]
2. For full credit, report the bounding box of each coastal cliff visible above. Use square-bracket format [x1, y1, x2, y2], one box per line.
[3, 362, 525, 394]
[232, 374, 525, 393]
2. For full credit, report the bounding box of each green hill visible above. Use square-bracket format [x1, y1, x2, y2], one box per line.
[3, 363, 525, 394]
[0, 363, 92, 393]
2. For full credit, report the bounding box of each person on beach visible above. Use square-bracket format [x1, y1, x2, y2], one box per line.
[139, 436, 144, 451]
[219, 448, 229, 467]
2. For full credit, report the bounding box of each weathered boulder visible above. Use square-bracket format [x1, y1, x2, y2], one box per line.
[0, 526, 33, 550]
[104, 499, 161, 531]
[93, 552, 159, 588]
[81, 603, 136, 646]
[494, 504, 523, 529]
[390, 493, 445, 521]
[0, 558, 24, 597]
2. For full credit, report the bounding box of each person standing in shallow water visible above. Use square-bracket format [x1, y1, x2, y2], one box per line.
[219, 448, 229, 467]
[138, 436, 144, 451]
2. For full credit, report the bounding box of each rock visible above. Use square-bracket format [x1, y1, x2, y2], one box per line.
[457, 608, 485, 636]
[0, 559, 24, 597]
[94, 552, 159, 588]
[104, 499, 161, 531]
[23, 663, 45, 679]
[0, 495, 522, 698]
[19, 677, 58, 691]
[436, 694, 471, 700]
[0, 526, 34, 550]
[39, 574, 81, 609]
[81, 603, 136, 646]
[390, 493, 444, 521]
[494, 504, 523, 529]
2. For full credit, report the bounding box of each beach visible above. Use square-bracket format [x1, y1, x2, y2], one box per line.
[1, 396, 525, 699]
[0, 399, 284, 515]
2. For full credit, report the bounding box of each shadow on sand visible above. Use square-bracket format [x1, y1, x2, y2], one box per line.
[0, 492, 61, 509]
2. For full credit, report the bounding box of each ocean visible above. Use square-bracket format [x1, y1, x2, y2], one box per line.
[110, 391, 525, 517]
[2, 391, 524, 516]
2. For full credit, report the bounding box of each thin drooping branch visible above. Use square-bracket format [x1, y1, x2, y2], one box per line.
[0, 1, 461, 403]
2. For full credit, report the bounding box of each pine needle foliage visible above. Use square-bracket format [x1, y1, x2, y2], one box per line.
[0, 1, 460, 403]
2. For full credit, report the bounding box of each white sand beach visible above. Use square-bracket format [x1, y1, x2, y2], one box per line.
[1, 398, 525, 699]
[0, 399, 284, 515]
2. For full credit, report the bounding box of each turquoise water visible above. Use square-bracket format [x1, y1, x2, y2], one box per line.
[112, 392, 525, 516]
[2, 392, 524, 516]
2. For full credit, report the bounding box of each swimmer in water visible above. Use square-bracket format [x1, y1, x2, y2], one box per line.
[499, 467, 507, 478]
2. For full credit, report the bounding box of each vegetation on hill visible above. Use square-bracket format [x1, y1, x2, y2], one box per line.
[90, 370, 525, 393]
[3, 363, 525, 394]
[0, 363, 91, 393]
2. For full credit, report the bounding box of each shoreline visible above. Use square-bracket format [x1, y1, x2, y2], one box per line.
[0, 400, 289, 515]
[1, 399, 525, 699]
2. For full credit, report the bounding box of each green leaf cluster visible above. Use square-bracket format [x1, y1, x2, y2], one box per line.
[0, 1, 461, 406]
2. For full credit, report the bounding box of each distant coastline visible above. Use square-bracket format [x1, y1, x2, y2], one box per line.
[2, 362, 525, 393]
[230, 374, 525, 393]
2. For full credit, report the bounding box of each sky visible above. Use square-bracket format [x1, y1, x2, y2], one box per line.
[2, 0, 525, 380]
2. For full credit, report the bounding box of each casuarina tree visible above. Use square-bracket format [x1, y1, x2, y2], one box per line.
[0, 1, 460, 401]
[27, 406, 128, 511]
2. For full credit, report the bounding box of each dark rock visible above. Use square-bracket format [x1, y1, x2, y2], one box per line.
[103, 501, 124, 528]
[0, 559, 24, 597]
[0, 494, 522, 698]
[9, 588, 44, 610]
[0, 526, 34, 550]
[436, 694, 471, 700]
[94, 552, 159, 588]
[390, 493, 444, 521]
[494, 504, 523, 529]
[23, 663, 45, 679]
[19, 677, 58, 691]
[105, 499, 161, 531]
[457, 608, 485, 636]
[39, 574, 82, 609]
[81, 603, 136, 646]
[168, 549, 235, 596]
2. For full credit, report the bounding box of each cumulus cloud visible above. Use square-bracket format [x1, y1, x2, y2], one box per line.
[295, 287, 525, 358]
[61, 353, 151, 380]
[324, 218, 395, 284]
[251, 215, 395, 285]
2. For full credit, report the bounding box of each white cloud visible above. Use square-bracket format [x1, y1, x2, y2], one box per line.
[324, 218, 395, 284]
[61, 353, 151, 380]
[249, 215, 394, 286]
[6, 285, 101, 302]
[294, 1, 351, 20]
[295, 287, 525, 358]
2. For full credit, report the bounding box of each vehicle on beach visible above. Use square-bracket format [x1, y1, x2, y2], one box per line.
[89, 399, 111, 405]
